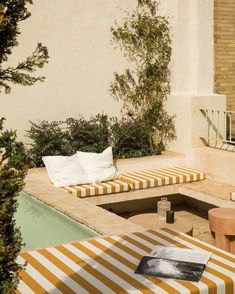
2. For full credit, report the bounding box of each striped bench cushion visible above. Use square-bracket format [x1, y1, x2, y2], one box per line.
[62, 179, 130, 198]
[62, 166, 205, 198]
[120, 166, 205, 190]
[17, 228, 235, 294]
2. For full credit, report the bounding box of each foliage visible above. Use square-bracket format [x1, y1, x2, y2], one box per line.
[0, 118, 30, 293]
[66, 114, 111, 153]
[0, 0, 49, 93]
[110, 0, 175, 153]
[27, 115, 111, 167]
[111, 116, 150, 158]
[0, 1, 49, 292]
[27, 112, 169, 165]
[26, 120, 72, 167]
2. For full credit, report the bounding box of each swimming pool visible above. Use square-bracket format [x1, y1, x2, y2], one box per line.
[15, 192, 99, 250]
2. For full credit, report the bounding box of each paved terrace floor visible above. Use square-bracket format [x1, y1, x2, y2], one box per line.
[24, 166, 235, 238]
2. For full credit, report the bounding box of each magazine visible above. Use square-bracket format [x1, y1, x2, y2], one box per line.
[135, 245, 212, 282]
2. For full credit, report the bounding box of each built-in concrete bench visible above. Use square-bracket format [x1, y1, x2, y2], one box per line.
[62, 166, 205, 198]
[23, 152, 235, 236]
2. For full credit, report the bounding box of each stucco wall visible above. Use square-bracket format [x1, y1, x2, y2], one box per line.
[0, 0, 215, 144]
[1, 0, 137, 140]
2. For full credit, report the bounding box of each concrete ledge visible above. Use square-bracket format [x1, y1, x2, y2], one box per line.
[24, 165, 235, 239]
[193, 147, 235, 185]
[24, 168, 144, 236]
[114, 151, 185, 172]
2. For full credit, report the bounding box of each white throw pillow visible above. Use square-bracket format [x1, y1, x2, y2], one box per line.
[76, 146, 113, 170]
[88, 166, 119, 183]
[76, 147, 120, 183]
[42, 154, 90, 187]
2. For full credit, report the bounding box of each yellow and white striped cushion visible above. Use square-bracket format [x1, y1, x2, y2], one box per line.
[62, 179, 130, 198]
[17, 228, 235, 294]
[120, 166, 205, 190]
[61, 166, 205, 198]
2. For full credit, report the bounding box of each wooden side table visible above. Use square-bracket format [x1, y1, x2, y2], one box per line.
[128, 213, 193, 236]
[209, 208, 235, 253]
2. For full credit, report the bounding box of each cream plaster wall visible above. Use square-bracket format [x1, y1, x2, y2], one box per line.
[0, 0, 190, 141]
[1, 0, 139, 140]
[165, 0, 227, 159]
[1, 0, 218, 151]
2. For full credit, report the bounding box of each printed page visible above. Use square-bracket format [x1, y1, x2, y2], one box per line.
[150, 245, 212, 265]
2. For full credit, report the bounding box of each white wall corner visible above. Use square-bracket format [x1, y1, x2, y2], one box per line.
[166, 94, 226, 161]
[172, 0, 214, 94]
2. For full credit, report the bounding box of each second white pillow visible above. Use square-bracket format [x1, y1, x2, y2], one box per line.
[76, 146, 113, 170]
[76, 146, 120, 183]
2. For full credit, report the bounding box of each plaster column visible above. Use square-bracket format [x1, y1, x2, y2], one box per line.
[166, 0, 226, 156]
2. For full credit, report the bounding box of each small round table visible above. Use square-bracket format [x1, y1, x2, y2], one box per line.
[128, 213, 193, 236]
[209, 208, 235, 253]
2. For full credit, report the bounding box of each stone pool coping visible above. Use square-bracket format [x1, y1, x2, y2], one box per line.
[24, 166, 235, 237]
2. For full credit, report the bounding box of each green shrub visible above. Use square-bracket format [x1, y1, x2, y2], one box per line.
[27, 115, 111, 166]
[27, 120, 72, 167]
[27, 111, 172, 165]
[66, 114, 111, 153]
[111, 116, 150, 158]
[0, 118, 30, 293]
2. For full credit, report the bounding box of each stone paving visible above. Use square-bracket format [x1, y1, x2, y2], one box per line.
[24, 166, 235, 246]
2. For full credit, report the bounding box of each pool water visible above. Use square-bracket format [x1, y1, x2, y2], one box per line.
[15, 192, 98, 250]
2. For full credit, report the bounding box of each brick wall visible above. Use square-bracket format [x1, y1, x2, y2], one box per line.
[214, 0, 235, 135]
[214, 0, 235, 110]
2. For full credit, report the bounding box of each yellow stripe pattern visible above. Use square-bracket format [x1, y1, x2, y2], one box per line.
[61, 166, 205, 198]
[17, 228, 235, 293]
[120, 166, 205, 190]
[62, 179, 130, 198]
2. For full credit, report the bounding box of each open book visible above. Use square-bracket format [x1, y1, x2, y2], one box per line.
[135, 245, 212, 282]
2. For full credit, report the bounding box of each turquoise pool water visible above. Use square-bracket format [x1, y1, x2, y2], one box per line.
[15, 192, 98, 250]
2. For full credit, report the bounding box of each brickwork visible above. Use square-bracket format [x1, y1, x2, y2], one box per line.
[214, 0, 235, 113]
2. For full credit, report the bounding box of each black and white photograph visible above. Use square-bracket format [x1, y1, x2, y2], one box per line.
[135, 256, 205, 282]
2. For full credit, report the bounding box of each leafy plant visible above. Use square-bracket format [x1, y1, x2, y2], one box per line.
[66, 114, 111, 153]
[27, 120, 72, 167]
[27, 109, 173, 164]
[0, 1, 49, 292]
[111, 116, 150, 158]
[110, 0, 175, 153]
[27, 114, 111, 167]
[0, 118, 30, 293]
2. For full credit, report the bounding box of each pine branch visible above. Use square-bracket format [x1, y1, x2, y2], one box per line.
[0, 43, 49, 93]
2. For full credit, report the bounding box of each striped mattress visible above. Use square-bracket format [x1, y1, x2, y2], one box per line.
[62, 166, 205, 198]
[120, 166, 205, 190]
[17, 228, 235, 293]
[62, 178, 130, 198]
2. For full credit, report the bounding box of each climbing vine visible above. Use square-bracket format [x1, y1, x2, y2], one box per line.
[110, 0, 175, 154]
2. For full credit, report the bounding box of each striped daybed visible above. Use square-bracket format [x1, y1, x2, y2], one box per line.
[17, 228, 235, 293]
[62, 166, 205, 198]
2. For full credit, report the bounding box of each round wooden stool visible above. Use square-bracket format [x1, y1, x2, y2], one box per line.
[209, 208, 235, 253]
[128, 213, 193, 236]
